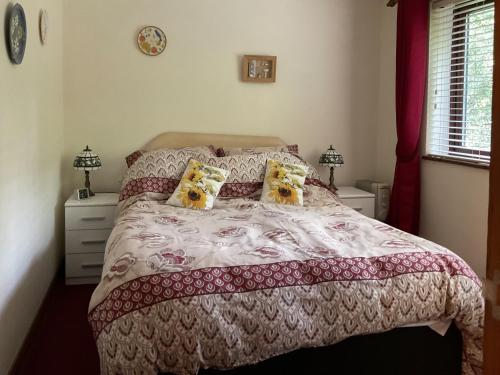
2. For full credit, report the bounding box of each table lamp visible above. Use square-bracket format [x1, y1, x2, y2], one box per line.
[73, 145, 102, 196]
[319, 145, 344, 191]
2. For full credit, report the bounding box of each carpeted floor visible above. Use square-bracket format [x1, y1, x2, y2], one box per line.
[10, 274, 100, 375]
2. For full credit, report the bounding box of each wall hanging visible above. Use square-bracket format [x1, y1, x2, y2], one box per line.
[39, 9, 48, 45]
[137, 26, 167, 56]
[7, 3, 27, 64]
[242, 55, 277, 83]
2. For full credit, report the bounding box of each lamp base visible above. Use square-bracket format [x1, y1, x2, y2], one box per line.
[84, 171, 95, 196]
[329, 167, 338, 192]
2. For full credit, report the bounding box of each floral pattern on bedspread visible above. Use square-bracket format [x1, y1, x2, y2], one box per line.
[89, 184, 483, 375]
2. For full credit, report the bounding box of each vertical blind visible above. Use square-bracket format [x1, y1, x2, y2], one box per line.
[426, 0, 494, 164]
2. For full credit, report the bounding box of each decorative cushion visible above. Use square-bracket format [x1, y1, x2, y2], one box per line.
[260, 159, 308, 206]
[125, 146, 217, 168]
[216, 144, 300, 157]
[166, 159, 229, 210]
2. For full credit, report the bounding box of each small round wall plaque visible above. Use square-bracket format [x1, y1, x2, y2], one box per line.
[39, 9, 48, 45]
[8, 4, 27, 64]
[137, 26, 166, 56]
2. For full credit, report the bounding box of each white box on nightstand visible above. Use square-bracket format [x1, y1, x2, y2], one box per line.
[336, 186, 375, 218]
[64, 193, 118, 285]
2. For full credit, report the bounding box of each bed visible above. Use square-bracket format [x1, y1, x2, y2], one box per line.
[88, 132, 484, 375]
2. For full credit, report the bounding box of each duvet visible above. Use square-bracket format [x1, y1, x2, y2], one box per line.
[89, 184, 483, 375]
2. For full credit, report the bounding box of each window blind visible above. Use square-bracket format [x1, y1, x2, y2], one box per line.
[426, 0, 494, 164]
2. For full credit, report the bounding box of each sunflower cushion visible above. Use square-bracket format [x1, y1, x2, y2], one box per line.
[166, 159, 229, 210]
[260, 159, 308, 206]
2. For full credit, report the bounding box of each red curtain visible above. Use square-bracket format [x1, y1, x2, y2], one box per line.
[386, 0, 429, 235]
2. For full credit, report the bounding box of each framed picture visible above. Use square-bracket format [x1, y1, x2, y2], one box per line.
[242, 55, 277, 83]
[75, 188, 90, 200]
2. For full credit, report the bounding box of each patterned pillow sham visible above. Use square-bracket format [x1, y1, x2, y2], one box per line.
[166, 159, 229, 210]
[216, 144, 299, 157]
[120, 150, 324, 201]
[125, 146, 217, 167]
[198, 152, 317, 198]
[120, 149, 216, 201]
[260, 159, 308, 206]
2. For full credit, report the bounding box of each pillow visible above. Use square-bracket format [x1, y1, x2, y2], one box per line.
[120, 149, 322, 202]
[216, 144, 299, 157]
[120, 148, 217, 201]
[125, 146, 217, 167]
[260, 159, 308, 206]
[198, 151, 313, 198]
[166, 159, 229, 210]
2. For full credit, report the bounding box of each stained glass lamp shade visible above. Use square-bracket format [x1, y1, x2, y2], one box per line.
[73, 145, 102, 196]
[319, 145, 344, 190]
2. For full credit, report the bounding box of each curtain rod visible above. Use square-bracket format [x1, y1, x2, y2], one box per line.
[386, 0, 398, 7]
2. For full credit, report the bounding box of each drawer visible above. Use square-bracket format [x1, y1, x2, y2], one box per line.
[65, 229, 111, 254]
[65, 253, 104, 278]
[65, 205, 116, 230]
[341, 197, 375, 218]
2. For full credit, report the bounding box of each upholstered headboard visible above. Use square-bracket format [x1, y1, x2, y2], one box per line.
[143, 132, 285, 151]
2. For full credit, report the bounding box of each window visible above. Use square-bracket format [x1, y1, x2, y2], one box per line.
[426, 0, 494, 165]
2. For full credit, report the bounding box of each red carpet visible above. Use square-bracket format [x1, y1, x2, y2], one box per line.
[10, 274, 100, 375]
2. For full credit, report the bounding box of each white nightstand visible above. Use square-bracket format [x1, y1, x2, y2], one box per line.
[65, 193, 118, 285]
[337, 186, 375, 218]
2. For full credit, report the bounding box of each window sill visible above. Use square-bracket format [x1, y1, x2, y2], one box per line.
[422, 154, 490, 170]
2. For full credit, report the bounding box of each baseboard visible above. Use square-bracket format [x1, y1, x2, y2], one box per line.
[8, 261, 64, 375]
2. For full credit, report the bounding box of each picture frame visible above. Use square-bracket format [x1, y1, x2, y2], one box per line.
[242, 55, 277, 83]
[75, 188, 90, 200]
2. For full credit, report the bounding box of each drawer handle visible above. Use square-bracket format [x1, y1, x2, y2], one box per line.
[81, 239, 106, 245]
[81, 216, 106, 221]
[81, 262, 103, 269]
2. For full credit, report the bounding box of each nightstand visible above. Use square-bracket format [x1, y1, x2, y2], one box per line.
[337, 186, 375, 218]
[65, 193, 118, 285]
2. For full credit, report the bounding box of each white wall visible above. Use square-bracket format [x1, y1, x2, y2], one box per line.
[375, 3, 489, 278]
[0, 0, 64, 373]
[420, 161, 489, 277]
[63, 0, 382, 195]
[375, 3, 398, 184]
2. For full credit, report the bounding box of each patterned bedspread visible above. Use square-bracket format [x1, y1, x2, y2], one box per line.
[88, 185, 483, 375]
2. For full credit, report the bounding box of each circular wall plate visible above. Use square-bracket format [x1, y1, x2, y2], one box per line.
[39, 9, 48, 45]
[8, 4, 27, 64]
[137, 26, 167, 56]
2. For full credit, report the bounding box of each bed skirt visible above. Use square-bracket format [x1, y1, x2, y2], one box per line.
[162, 323, 462, 375]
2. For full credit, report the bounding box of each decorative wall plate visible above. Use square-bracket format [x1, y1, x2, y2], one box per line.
[137, 26, 167, 56]
[39, 9, 48, 45]
[8, 3, 27, 64]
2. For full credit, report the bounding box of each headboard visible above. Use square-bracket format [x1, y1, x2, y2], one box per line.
[144, 132, 285, 151]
